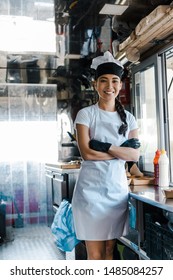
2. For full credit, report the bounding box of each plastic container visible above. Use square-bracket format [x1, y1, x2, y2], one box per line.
[158, 149, 169, 188]
[145, 213, 173, 260]
[153, 150, 161, 186]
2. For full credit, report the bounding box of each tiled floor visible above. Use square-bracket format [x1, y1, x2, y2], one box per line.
[0, 225, 66, 260]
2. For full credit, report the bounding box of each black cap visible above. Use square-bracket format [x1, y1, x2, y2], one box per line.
[91, 51, 124, 79]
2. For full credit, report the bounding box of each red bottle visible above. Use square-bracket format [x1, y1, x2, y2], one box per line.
[153, 150, 161, 186]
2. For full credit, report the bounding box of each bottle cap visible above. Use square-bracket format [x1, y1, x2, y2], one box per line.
[161, 149, 166, 155]
[156, 149, 161, 156]
[153, 149, 161, 164]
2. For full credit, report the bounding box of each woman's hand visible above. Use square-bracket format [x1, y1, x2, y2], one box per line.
[120, 138, 141, 149]
[89, 138, 141, 152]
[108, 129, 140, 162]
[89, 139, 112, 152]
[76, 124, 114, 161]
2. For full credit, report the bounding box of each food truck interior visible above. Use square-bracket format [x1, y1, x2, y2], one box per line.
[1, 0, 173, 260]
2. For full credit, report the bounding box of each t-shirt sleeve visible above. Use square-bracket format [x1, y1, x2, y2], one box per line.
[74, 107, 91, 129]
[128, 113, 138, 131]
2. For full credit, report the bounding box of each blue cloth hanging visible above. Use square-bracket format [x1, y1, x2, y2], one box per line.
[51, 199, 80, 252]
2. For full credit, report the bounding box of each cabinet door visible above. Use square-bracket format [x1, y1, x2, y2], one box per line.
[52, 173, 67, 206]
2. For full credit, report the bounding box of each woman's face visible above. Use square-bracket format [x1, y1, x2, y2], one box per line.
[94, 74, 122, 101]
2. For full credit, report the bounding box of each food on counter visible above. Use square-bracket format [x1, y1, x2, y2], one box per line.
[126, 163, 154, 185]
[129, 163, 144, 177]
[163, 189, 173, 199]
[130, 177, 154, 185]
[126, 171, 131, 177]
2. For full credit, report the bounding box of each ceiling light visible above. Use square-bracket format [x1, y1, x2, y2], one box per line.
[99, 4, 128, 15]
[115, 0, 127, 4]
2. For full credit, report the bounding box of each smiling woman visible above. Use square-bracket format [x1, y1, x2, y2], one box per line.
[94, 75, 122, 102]
[71, 51, 140, 260]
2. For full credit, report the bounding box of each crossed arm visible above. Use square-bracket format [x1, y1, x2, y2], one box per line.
[75, 123, 140, 162]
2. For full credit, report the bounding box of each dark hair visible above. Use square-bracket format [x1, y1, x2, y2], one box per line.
[115, 98, 128, 136]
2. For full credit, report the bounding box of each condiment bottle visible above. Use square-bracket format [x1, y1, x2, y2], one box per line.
[153, 149, 161, 186]
[158, 149, 169, 188]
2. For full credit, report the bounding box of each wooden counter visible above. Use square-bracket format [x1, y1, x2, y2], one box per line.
[45, 162, 81, 174]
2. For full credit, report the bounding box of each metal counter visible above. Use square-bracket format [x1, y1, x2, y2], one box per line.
[118, 185, 173, 259]
[129, 185, 173, 212]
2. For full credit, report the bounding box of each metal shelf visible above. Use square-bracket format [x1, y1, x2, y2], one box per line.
[118, 236, 150, 260]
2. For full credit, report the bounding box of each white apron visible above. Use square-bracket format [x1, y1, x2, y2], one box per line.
[72, 105, 129, 241]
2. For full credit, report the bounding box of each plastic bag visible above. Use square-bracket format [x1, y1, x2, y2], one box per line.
[128, 201, 136, 229]
[51, 199, 80, 252]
